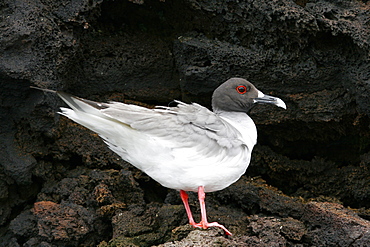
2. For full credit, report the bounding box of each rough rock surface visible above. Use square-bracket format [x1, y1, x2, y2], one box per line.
[1, 0, 370, 246]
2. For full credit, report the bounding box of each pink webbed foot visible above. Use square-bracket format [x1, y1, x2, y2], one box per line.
[190, 221, 233, 236]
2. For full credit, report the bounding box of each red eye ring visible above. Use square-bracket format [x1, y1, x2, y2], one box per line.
[236, 85, 248, 94]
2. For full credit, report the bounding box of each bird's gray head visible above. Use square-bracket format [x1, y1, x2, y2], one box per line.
[212, 78, 286, 113]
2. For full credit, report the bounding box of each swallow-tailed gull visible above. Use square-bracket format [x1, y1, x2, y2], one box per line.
[32, 78, 286, 235]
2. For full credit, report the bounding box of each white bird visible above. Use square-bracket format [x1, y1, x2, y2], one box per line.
[32, 78, 286, 235]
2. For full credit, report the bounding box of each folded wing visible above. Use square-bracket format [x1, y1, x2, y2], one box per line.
[58, 93, 247, 173]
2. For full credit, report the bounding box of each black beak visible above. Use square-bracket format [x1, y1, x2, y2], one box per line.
[253, 90, 286, 109]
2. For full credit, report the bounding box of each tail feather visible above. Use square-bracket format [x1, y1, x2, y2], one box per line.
[57, 92, 106, 116]
[59, 107, 132, 157]
[31, 86, 137, 162]
[30, 86, 105, 115]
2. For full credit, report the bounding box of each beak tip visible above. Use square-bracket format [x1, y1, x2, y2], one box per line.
[276, 98, 287, 109]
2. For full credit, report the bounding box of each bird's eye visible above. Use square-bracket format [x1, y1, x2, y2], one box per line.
[236, 85, 248, 94]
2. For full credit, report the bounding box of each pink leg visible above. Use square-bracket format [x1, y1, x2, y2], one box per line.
[180, 190, 196, 225]
[180, 187, 233, 236]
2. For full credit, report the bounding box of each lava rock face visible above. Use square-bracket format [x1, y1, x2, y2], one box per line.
[1, 0, 369, 246]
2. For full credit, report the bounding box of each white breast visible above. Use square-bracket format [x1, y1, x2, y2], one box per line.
[132, 111, 257, 193]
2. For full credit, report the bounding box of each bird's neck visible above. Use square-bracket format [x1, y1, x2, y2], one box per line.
[216, 110, 258, 149]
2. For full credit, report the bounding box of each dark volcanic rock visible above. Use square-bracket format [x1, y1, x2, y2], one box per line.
[302, 202, 370, 246]
[31, 201, 95, 244]
[1, 0, 370, 246]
